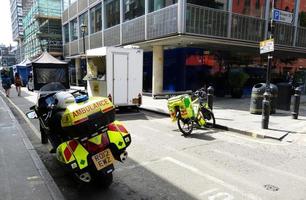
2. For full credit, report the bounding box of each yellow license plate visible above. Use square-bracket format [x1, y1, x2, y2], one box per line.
[92, 149, 114, 171]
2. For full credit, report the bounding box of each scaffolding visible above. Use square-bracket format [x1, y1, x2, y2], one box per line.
[23, 0, 62, 60]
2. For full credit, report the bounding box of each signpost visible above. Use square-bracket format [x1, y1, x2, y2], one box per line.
[260, 39, 274, 54]
[273, 9, 293, 24]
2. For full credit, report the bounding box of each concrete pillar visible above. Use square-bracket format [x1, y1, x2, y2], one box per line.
[152, 46, 164, 96]
[75, 58, 81, 86]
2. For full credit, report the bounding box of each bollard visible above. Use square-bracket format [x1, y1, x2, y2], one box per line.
[292, 87, 301, 119]
[262, 91, 271, 129]
[207, 86, 214, 110]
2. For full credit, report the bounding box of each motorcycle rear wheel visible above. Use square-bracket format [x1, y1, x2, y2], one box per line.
[177, 117, 194, 136]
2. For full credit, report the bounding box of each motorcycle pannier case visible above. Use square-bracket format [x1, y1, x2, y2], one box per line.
[167, 94, 193, 121]
[60, 97, 115, 138]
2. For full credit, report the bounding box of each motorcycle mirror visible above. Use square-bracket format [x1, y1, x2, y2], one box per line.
[26, 111, 38, 119]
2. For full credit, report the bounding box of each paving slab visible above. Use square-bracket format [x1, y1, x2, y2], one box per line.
[140, 95, 306, 140]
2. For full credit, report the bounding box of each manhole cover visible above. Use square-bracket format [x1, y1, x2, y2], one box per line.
[264, 184, 279, 191]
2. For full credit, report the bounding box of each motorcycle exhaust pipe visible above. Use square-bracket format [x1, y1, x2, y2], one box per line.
[120, 151, 128, 162]
[78, 172, 91, 183]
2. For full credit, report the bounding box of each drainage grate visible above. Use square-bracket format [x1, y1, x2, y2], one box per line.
[264, 184, 279, 192]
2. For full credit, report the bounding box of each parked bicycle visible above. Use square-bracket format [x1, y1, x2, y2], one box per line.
[167, 88, 215, 136]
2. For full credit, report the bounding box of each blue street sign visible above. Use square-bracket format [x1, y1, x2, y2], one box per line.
[273, 9, 280, 21]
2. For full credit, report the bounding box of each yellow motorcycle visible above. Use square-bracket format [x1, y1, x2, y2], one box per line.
[26, 82, 131, 187]
[168, 88, 215, 135]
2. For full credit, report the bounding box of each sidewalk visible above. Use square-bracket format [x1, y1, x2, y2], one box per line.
[0, 93, 64, 200]
[140, 95, 306, 140]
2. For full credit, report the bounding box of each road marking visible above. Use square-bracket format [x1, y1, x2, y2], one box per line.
[164, 157, 260, 200]
[208, 192, 234, 200]
[213, 149, 306, 183]
[118, 156, 258, 199]
[0, 90, 41, 138]
[116, 157, 169, 172]
[164, 146, 267, 194]
[199, 188, 219, 196]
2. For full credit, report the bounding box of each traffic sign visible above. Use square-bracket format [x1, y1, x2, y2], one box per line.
[273, 9, 293, 24]
[260, 39, 274, 54]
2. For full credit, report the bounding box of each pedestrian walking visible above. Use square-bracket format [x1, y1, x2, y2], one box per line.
[14, 72, 22, 96]
[1, 71, 12, 97]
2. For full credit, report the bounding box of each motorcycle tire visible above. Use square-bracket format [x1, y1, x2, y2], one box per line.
[201, 109, 215, 128]
[177, 117, 193, 136]
[40, 124, 48, 144]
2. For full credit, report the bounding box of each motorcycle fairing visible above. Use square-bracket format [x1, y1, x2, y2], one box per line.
[107, 121, 131, 150]
[56, 139, 89, 170]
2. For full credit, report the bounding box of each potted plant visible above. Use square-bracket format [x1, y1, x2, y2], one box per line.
[228, 70, 249, 98]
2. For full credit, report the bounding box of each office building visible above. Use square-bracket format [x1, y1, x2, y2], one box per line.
[62, 0, 306, 94]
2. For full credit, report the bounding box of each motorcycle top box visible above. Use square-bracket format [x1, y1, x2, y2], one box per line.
[59, 96, 115, 138]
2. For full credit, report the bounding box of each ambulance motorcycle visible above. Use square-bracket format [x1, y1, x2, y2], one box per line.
[26, 82, 131, 187]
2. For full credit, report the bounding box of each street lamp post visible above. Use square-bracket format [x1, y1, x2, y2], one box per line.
[80, 23, 87, 55]
[80, 23, 87, 88]
[262, 0, 275, 129]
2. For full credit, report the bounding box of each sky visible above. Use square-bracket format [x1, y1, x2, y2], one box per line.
[0, 0, 16, 46]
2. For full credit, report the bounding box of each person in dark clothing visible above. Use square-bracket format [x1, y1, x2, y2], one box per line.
[14, 72, 22, 96]
[1, 71, 12, 97]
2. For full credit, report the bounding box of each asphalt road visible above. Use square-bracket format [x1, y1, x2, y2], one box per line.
[4, 87, 306, 200]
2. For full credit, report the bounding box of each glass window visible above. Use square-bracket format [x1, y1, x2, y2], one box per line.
[70, 0, 77, 4]
[64, 24, 69, 43]
[123, 0, 145, 21]
[62, 0, 69, 11]
[299, 0, 306, 27]
[149, 0, 177, 12]
[70, 18, 78, 41]
[79, 12, 88, 36]
[90, 3, 102, 33]
[232, 0, 265, 18]
[187, 0, 227, 10]
[105, 0, 120, 28]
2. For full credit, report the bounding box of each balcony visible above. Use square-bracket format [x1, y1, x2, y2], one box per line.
[64, 3, 306, 57]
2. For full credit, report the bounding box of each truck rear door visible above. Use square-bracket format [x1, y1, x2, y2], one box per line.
[113, 53, 128, 105]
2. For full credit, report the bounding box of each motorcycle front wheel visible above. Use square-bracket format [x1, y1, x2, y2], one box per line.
[177, 117, 194, 136]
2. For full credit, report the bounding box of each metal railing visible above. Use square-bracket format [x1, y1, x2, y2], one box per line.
[90, 31, 103, 49]
[147, 4, 178, 40]
[122, 16, 145, 44]
[70, 40, 79, 55]
[296, 26, 306, 48]
[186, 4, 228, 38]
[104, 25, 120, 46]
[63, 2, 306, 57]
[274, 22, 294, 46]
[231, 13, 265, 42]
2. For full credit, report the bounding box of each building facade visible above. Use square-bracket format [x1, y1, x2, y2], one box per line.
[0, 45, 16, 67]
[62, 0, 306, 94]
[10, 0, 63, 62]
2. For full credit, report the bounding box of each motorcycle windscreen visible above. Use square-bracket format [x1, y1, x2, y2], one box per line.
[33, 65, 69, 90]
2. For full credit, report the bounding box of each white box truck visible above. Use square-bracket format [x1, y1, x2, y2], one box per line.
[85, 47, 143, 107]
